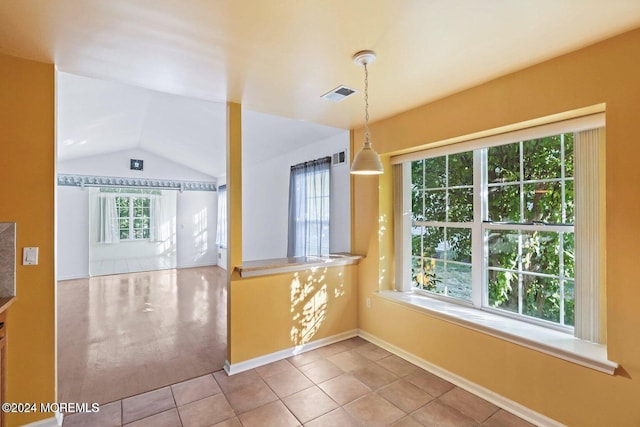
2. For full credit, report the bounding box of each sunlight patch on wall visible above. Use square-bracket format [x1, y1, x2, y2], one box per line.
[290, 269, 328, 346]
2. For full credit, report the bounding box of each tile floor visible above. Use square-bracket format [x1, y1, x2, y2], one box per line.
[58, 267, 228, 404]
[63, 337, 534, 427]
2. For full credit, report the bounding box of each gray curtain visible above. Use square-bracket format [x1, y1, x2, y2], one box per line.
[287, 157, 331, 257]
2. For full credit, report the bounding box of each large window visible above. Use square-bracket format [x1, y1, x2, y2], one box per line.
[116, 195, 151, 240]
[287, 157, 331, 257]
[398, 119, 604, 338]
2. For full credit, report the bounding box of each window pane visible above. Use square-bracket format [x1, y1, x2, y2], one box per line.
[564, 133, 574, 178]
[133, 229, 143, 239]
[120, 230, 129, 240]
[565, 180, 574, 223]
[119, 207, 129, 217]
[523, 182, 562, 223]
[522, 274, 560, 323]
[448, 188, 473, 222]
[564, 280, 575, 326]
[488, 143, 519, 184]
[521, 231, 560, 276]
[448, 152, 473, 187]
[424, 157, 446, 188]
[119, 219, 129, 230]
[133, 219, 144, 229]
[424, 190, 446, 222]
[143, 229, 150, 239]
[133, 208, 144, 217]
[488, 185, 520, 222]
[411, 226, 423, 257]
[413, 257, 438, 291]
[487, 230, 519, 270]
[488, 269, 518, 313]
[411, 160, 424, 188]
[412, 191, 423, 221]
[432, 260, 446, 295]
[446, 228, 471, 263]
[564, 232, 575, 279]
[523, 136, 562, 180]
[446, 263, 472, 301]
[423, 226, 444, 258]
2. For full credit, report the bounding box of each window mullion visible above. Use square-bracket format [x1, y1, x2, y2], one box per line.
[472, 150, 484, 307]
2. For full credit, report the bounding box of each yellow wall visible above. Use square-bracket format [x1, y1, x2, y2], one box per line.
[354, 28, 640, 426]
[229, 265, 358, 363]
[0, 53, 55, 426]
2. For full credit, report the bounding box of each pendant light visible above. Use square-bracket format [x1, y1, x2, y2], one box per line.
[350, 50, 384, 175]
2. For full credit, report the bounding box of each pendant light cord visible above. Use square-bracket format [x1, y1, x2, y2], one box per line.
[364, 62, 371, 146]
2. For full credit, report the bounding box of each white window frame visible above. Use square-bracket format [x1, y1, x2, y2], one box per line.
[116, 195, 151, 241]
[393, 113, 605, 342]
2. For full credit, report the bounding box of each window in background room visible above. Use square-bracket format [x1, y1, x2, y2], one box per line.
[116, 195, 151, 240]
[396, 117, 604, 341]
[287, 157, 331, 257]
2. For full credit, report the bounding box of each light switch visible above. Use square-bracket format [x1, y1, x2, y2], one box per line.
[23, 247, 39, 265]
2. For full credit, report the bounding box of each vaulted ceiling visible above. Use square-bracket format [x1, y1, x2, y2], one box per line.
[2, 1, 640, 176]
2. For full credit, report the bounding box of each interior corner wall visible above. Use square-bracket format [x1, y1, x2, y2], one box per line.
[0, 52, 55, 426]
[176, 190, 218, 268]
[354, 28, 640, 426]
[242, 132, 350, 261]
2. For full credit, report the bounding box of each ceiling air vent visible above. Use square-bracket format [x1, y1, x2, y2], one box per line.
[321, 85, 357, 102]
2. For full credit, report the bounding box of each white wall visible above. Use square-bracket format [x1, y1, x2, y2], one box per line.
[177, 191, 217, 268]
[242, 132, 350, 262]
[57, 186, 90, 279]
[215, 175, 228, 270]
[57, 148, 218, 279]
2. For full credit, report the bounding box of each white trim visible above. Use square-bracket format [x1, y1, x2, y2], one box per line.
[376, 291, 617, 375]
[357, 329, 565, 427]
[22, 413, 62, 427]
[224, 329, 358, 375]
[391, 110, 605, 164]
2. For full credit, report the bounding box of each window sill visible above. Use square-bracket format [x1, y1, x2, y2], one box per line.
[376, 290, 618, 375]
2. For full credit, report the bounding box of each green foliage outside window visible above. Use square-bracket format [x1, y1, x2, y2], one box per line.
[116, 196, 151, 240]
[411, 133, 575, 327]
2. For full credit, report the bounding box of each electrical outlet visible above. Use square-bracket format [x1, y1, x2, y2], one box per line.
[366, 297, 372, 308]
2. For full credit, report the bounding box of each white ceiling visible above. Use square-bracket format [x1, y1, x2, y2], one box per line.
[57, 72, 346, 177]
[3, 1, 640, 170]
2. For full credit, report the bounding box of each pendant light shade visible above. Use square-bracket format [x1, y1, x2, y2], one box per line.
[351, 141, 383, 175]
[351, 50, 383, 175]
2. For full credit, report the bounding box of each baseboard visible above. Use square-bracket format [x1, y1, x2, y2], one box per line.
[176, 261, 218, 269]
[224, 329, 358, 375]
[357, 329, 564, 427]
[57, 273, 89, 281]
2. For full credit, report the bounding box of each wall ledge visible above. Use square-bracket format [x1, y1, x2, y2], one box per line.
[235, 253, 363, 278]
[376, 290, 618, 375]
[358, 329, 565, 427]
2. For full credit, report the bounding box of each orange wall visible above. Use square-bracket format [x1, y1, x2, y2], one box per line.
[0, 53, 56, 426]
[354, 28, 640, 426]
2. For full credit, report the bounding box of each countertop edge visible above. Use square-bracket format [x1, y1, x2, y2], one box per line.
[0, 297, 16, 314]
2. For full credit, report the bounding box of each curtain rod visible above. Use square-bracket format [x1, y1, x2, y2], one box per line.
[57, 174, 217, 192]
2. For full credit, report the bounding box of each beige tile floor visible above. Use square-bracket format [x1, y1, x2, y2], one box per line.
[63, 337, 534, 427]
[57, 267, 228, 404]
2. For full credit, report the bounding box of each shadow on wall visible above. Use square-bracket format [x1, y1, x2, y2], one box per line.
[289, 267, 347, 346]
